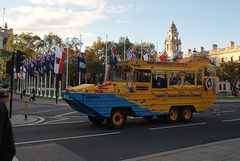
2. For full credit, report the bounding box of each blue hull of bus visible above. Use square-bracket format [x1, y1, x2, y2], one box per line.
[62, 92, 166, 118]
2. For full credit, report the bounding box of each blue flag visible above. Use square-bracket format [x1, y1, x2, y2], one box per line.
[108, 44, 118, 69]
[75, 45, 86, 73]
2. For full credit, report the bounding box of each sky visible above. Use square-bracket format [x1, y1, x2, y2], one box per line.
[2, 0, 240, 54]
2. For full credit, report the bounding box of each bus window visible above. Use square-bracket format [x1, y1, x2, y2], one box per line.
[136, 70, 151, 82]
[204, 67, 215, 77]
[112, 66, 132, 81]
[152, 72, 167, 88]
[197, 69, 203, 86]
[170, 72, 181, 86]
[184, 73, 195, 85]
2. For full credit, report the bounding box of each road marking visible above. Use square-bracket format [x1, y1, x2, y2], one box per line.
[56, 111, 77, 117]
[13, 116, 45, 127]
[42, 120, 85, 125]
[148, 122, 207, 131]
[28, 107, 69, 114]
[222, 119, 240, 123]
[15, 132, 121, 145]
[222, 110, 236, 113]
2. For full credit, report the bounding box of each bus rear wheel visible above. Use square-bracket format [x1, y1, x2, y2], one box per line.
[180, 106, 193, 122]
[166, 107, 180, 123]
[107, 109, 127, 129]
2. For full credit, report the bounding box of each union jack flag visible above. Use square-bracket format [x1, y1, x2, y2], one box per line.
[126, 46, 136, 60]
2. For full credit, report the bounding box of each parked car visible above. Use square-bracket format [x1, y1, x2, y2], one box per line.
[234, 90, 240, 96]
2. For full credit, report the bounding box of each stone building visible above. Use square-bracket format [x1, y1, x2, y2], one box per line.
[0, 23, 13, 85]
[185, 42, 240, 94]
[164, 21, 183, 60]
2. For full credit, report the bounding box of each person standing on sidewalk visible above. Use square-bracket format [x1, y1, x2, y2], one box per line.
[0, 89, 16, 161]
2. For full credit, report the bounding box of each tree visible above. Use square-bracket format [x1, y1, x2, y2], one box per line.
[217, 60, 240, 93]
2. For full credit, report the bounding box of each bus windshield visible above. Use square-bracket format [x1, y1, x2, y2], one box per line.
[112, 66, 133, 81]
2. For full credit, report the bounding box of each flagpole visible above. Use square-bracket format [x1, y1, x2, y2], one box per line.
[48, 71, 51, 97]
[79, 34, 82, 85]
[28, 74, 31, 95]
[3, 8, 5, 27]
[36, 73, 39, 96]
[44, 73, 47, 97]
[52, 74, 56, 98]
[66, 47, 69, 88]
[156, 42, 158, 61]
[124, 37, 126, 61]
[141, 39, 142, 60]
[40, 69, 43, 96]
[104, 34, 108, 81]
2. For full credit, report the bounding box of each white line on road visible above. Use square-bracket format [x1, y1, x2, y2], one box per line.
[222, 119, 240, 123]
[148, 122, 207, 131]
[15, 132, 121, 145]
[222, 110, 236, 113]
[56, 111, 77, 117]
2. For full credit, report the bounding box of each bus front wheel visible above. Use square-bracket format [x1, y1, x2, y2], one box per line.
[107, 109, 127, 129]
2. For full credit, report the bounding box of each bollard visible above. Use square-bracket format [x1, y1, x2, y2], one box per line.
[25, 101, 28, 120]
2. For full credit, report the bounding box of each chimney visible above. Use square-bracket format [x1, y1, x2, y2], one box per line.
[212, 44, 218, 50]
[229, 41, 234, 47]
[187, 49, 191, 54]
[199, 46, 204, 53]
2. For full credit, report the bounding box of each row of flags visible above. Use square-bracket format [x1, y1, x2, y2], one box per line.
[13, 44, 184, 80]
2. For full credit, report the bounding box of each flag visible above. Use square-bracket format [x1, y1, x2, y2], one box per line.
[108, 44, 118, 69]
[54, 47, 66, 74]
[13, 67, 17, 79]
[173, 52, 183, 61]
[143, 50, 152, 61]
[44, 53, 50, 74]
[75, 45, 86, 73]
[159, 51, 168, 62]
[126, 46, 136, 60]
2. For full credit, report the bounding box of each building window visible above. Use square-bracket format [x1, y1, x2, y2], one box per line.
[239, 56, 240, 61]
[212, 58, 216, 63]
[222, 58, 224, 62]
[219, 84, 222, 90]
[223, 84, 226, 90]
[231, 56, 233, 61]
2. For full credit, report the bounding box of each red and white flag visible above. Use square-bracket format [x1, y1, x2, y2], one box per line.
[54, 47, 66, 74]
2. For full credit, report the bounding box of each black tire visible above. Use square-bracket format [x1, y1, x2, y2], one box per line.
[88, 115, 105, 124]
[143, 116, 154, 120]
[180, 106, 193, 122]
[166, 107, 180, 123]
[107, 109, 127, 129]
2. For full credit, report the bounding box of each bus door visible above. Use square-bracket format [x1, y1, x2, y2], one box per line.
[134, 70, 151, 91]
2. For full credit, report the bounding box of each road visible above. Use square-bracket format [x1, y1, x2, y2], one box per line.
[10, 100, 240, 161]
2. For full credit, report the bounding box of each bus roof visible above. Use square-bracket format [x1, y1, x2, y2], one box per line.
[117, 58, 214, 71]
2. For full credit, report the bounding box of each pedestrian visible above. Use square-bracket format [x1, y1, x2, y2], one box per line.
[0, 89, 16, 161]
[29, 89, 36, 101]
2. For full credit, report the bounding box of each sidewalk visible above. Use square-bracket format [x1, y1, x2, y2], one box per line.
[12, 93, 68, 106]
[124, 138, 240, 161]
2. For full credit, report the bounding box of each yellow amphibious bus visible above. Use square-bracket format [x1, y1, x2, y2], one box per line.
[62, 58, 216, 129]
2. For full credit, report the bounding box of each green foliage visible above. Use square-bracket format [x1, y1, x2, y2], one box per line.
[217, 60, 240, 91]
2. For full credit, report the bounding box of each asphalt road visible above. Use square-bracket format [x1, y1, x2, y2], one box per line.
[10, 100, 240, 161]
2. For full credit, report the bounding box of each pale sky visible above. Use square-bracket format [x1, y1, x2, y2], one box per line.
[2, 0, 240, 54]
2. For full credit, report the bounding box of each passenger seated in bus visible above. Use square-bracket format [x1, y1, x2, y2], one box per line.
[152, 77, 157, 88]
[161, 75, 167, 88]
[156, 77, 161, 88]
